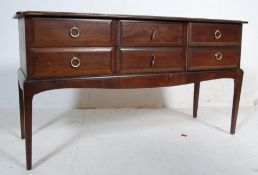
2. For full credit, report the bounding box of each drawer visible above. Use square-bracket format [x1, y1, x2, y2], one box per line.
[29, 48, 113, 78]
[187, 47, 240, 70]
[119, 47, 185, 73]
[120, 21, 184, 46]
[189, 23, 242, 46]
[28, 18, 113, 47]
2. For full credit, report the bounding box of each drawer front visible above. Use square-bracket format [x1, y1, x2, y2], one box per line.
[189, 23, 242, 46]
[29, 48, 113, 78]
[188, 47, 240, 70]
[119, 47, 185, 73]
[120, 21, 184, 46]
[29, 18, 113, 47]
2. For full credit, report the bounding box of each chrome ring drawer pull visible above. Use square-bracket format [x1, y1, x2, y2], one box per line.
[150, 55, 156, 67]
[214, 52, 223, 61]
[70, 57, 80, 68]
[70, 26, 80, 38]
[151, 26, 156, 40]
[214, 30, 222, 39]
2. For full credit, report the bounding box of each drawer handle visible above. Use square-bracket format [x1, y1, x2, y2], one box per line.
[214, 30, 222, 39]
[151, 26, 156, 40]
[70, 57, 81, 68]
[70, 26, 80, 38]
[214, 52, 223, 61]
[150, 55, 156, 67]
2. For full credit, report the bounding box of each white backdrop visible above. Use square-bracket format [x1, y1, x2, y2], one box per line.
[0, 0, 257, 108]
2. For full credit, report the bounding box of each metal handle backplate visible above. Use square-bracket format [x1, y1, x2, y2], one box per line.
[70, 57, 81, 68]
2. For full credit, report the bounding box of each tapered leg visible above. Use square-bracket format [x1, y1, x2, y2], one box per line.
[24, 87, 34, 170]
[230, 70, 243, 135]
[18, 82, 25, 139]
[193, 82, 200, 118]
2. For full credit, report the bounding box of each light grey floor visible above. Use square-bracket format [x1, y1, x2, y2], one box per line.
[0, 107, 257, 175]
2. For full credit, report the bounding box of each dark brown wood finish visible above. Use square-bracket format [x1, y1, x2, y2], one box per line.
[18, 69, 241, 93]
[119, 47, 185, 73]
[18, 18, 27, 76]
[120, 21, 184, 46]
[18, 82, 25, 139]
[189, 23, 242, 46]
[28, 18, 114, 47]
[193, 82, 200, 118]
[231, 69, 243, 134]
[16, 11, 246, 170]
[29, 47, 114, 78]
[15, 11, 248, 24]
[188, 47, 240, 70]
[23, 85, 33, 170]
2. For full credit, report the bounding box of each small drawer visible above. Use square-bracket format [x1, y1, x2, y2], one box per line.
[29, 48, 113, 78]
[189, 23, 242, 46]
[120, 21, 184, 46]
[28, 18, 113, 47]
[119, 47, 185, 74]
[187, 47, 240, 70]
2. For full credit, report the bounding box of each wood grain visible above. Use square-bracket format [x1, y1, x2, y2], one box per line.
[120, 21, 184, 46]
[15, 11, 248, 24]
[29, 18, 114, 47]
[119, 47, 185, 73]
[187, 47, 240, 70]
[189, 23, 242, 46]
[29, 47, 113, 79]
[16, 11, 246, 170]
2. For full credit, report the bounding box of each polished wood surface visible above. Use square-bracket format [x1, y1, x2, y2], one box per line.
[231, 69, 243, 134]
[119, 47, 185, 73]
[193, 82, 200, 118]
[28, 18, 114, 47]
[18, 82, 25, 139]
[29, 47, 113, 78]
[120, 21, 184, 46]
[18, 69, 241, 92]
[15, 11, 248, 24]
[16, 11, 246, 170]
[189, 23, 242, 46]
[188, 47, 240, 70]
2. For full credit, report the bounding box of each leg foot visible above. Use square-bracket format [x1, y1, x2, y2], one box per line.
[193, 82, 200, 118]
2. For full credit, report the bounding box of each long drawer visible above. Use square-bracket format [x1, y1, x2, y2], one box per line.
[27, 18, 114, 47]
[28, 47, 113, 78]
[119, 47, 185, 73]
[120, 21, 184, 46]
[187, 47, 240, 70]
[189, 23, 242, 46]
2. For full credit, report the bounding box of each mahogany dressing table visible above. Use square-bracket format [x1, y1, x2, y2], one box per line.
[15, 11, 247, 170]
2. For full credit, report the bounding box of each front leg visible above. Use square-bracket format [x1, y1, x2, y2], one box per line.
[18, 82, 25, 139]
[193, 82, 200, 118]
[230, 69, 244, 134]
[24, 85, 34, 170]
